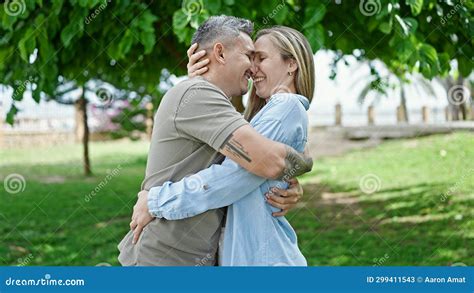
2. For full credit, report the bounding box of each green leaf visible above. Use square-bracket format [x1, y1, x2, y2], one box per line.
[418, 43, 440, 78]
[52, 0, 64, 15]
[60, 9, 86, 47]
[189, 9, 209, 29]
[437, 52, 451, 75]
[1, 11, 16, 30]
[273, 5, 289, 25]
[419, 44, 438, 65]
[0, 47, 13, 70]
[12, 82, 27, 101]
[173, 10, 189, 31]
[136, 10, 158, 32]
[6, 104, 19, 125]
[403, 17, 418, 33]
[139, 31, 156, 54]
[32, 88, 42, 103]
[379, 21, 392, 34]
[303, 3, 326, 29]
[118, 29, 135, 59]
[37, 31, 54, 62]
[304, 24, 324, 52]
[394, 15, 409, 37]
[18, 28, 36, 62]
[390, 37, 415, 62]
[458, 56, 472, 77]
[203, 0, 221, 14]
[406, 0, 423, 16]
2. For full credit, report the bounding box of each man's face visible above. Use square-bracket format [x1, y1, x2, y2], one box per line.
[223, 32, 255, 97]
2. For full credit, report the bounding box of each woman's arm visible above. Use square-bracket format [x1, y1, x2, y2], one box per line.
[148, 158, 265, 220]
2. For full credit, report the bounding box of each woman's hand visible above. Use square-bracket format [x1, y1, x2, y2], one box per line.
[130, 190, 154, 244]
[265, 178, 304, 217]
[187, 43, 210, 77]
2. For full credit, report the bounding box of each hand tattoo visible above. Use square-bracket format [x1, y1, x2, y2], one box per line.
[276, 145, 313, 180]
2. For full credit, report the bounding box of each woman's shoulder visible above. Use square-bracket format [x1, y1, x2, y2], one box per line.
[254, 93, 309, 151]
[259, 93, 309, 121]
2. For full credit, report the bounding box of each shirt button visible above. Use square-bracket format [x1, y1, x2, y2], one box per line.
[203, 184, 209, 190]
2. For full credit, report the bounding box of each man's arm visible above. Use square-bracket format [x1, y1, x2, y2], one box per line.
[147, 157, 265, 220]
[148, 118, 298, 220]
[219, 125, 313, 180]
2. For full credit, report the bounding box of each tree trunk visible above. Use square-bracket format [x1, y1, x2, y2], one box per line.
[457, 76, 468, 120]
[145, 101, 154, 140]
[76, 91, 92, 176]
[441, 76, 461, 121]
[399, 81, 409, 123]
[74, 100, 83, 142]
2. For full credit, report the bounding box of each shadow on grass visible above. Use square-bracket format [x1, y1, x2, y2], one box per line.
[290, 181, 473, 266]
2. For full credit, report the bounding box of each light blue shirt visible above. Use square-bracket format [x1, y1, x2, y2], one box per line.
[148, 93, 309, 266]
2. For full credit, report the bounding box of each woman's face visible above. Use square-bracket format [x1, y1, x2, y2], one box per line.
[251, 35, 295, 99]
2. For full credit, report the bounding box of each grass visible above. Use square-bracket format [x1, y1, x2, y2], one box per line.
[295, 132, 474, 266]
[0, 132, 472, 266]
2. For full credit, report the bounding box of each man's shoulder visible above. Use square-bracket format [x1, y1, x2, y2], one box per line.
[173, 77, 225, 96]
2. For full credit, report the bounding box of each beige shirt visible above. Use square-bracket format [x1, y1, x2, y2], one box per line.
[118, 77, 248, 266]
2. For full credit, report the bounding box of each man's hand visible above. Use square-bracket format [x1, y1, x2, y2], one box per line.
[265, 178, 303, 217]
[187, 43, 209, 77]
[129, 190, 154, 244]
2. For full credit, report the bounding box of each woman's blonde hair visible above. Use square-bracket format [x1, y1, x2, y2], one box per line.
[244, 26, 315, 121]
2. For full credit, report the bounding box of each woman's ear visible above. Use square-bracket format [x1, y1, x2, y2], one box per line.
[288, 58, 298, 75]
[212, 43, 226, 64]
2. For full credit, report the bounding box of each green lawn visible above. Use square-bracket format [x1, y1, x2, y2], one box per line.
[0, 132, 473, 266]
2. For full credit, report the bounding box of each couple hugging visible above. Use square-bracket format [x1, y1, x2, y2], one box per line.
[118, 14, 315, 266]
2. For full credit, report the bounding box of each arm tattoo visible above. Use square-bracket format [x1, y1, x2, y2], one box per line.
[276, 145, 313, 180]
[222, 134, 252, 163]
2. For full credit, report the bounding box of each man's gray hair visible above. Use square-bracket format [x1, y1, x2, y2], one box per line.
[191, 15, 253, 49]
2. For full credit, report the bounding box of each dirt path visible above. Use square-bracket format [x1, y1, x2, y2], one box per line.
[308, 127, 382, 158]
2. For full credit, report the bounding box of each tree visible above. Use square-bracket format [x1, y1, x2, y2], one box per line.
[351, 60, 439, 122]
[1, 0, 184, 175]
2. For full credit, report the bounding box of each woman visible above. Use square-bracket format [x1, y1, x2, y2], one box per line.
[146, 26, 315, 266]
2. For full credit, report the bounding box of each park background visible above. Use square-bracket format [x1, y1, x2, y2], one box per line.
[0, 0, 473, 266]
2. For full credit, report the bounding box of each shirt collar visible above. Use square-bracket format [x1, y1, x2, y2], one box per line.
[271, 93, 310, 110]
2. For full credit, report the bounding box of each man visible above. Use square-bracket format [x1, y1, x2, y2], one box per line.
[118, 15, 312, 266]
